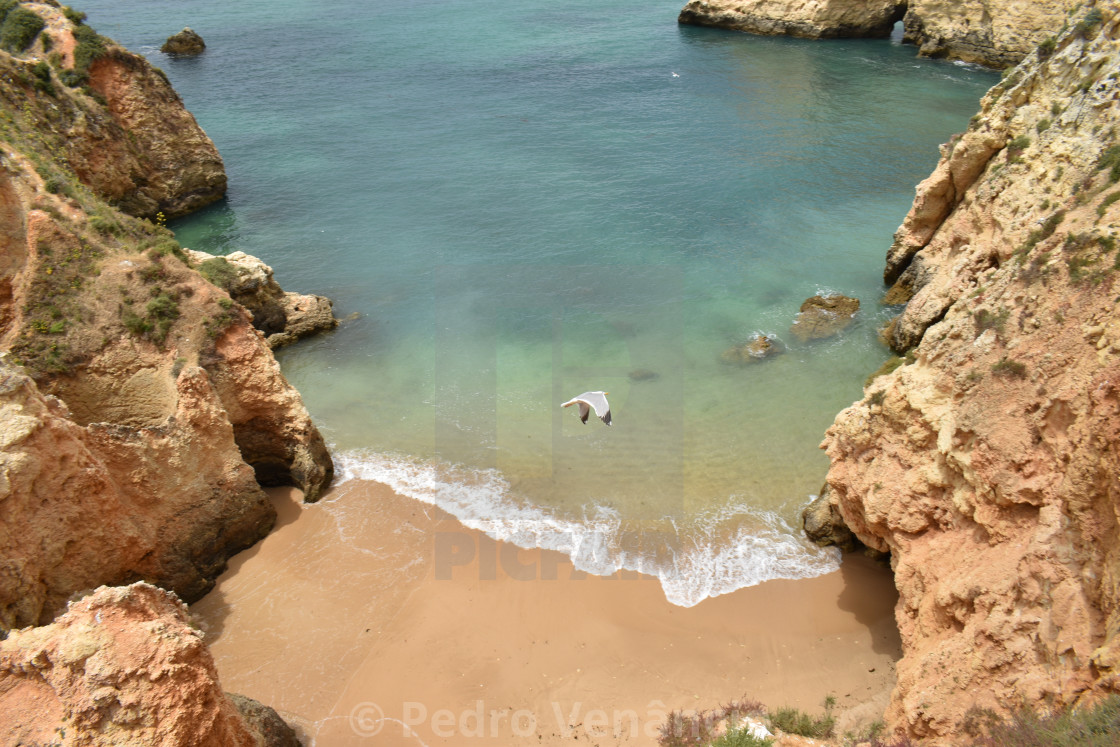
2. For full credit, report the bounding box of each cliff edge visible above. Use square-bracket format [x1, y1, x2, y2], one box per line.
[0, 1, 333, 630]
[0, 583, 299, 746]
[678, 0, 1080, 68]
[822, 4, 1120, 741]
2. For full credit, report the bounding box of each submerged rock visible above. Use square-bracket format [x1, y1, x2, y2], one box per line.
[720, 332, 784, 365]
[789, 294, 860, 342]
[161, 27, 206, 55]
[628, 368, 660, 382]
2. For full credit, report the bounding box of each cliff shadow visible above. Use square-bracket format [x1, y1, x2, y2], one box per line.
[188, 487, 306, 642]
[835, 552, 903, 658]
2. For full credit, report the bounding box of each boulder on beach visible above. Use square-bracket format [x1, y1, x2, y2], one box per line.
[789, 294, 860, 342]
[720, 332, 784, 365]
[161, 28, 206, 55]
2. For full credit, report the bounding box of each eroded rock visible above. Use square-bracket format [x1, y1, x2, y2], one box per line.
[187, 250, 339, 348]
[823, 8, 1120, 741]
[0, 583, 293, 747]
[789, 294, 859, 342]
[161, 27, 206, 56]
[678, 0, 1079, 67]
[679, 0, 905, 39]
[802, 486, 859, 552]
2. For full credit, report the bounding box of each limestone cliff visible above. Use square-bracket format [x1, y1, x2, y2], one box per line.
[5, 1, 225, 218]
[822, 5, 1120, 742]
[0, 583, 299, 747]
[678, 0, 1079, 68]
[678, 0, 905, 40]
[187, 249, 339, 349]
[0, 1, 333, 630]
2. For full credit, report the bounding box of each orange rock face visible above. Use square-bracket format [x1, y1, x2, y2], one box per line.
[5, 5, 225, 219]
[84, 48, 226, 218]
[0, 583, 264, 747]
[823, 11, 1120, 742]
[0, 9, 333, 630]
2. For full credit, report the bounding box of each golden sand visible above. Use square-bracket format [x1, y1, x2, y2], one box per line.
[192, 484, 900, 745]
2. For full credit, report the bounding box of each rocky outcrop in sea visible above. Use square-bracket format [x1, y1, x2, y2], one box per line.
[821, 4, 1120, 741]
[161, 27, 206, 56]
[187, 249, 340, 348]
[678, 0, 1080, 67]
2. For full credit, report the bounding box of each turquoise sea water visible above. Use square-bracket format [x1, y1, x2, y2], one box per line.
[82, 0, 997, 604]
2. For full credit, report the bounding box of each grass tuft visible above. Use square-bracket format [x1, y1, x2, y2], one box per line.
[768, 706, 834, 739]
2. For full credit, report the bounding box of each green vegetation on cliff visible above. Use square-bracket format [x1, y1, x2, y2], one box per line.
[0, 2, 236, 376]
[0, 2, 44, 53]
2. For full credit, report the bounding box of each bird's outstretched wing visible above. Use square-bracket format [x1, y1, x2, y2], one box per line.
[561, 391, 612, 426]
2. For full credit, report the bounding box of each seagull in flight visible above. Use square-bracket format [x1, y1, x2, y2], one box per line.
[561, 391, 612, 426]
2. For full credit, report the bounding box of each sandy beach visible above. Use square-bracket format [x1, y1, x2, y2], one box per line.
[191, 482, 901, 746]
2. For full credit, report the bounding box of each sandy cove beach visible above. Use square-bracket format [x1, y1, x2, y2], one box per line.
[191, 482, 901, 746]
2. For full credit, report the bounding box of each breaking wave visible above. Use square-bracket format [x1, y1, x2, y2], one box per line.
[335, 449, 841, 607]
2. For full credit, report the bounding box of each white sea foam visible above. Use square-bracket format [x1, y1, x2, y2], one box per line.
[335, 449, 841, 607]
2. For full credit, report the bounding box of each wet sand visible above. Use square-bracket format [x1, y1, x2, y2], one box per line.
[191, 482, 901, 746]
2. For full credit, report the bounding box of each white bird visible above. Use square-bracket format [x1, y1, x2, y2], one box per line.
[561, 391, 612, 426]
[672, 72, 680, 77]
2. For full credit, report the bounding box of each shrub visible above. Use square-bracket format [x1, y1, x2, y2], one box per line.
[975, 307, 1010, 334]
[991, 357, 1027, 378]
[72, 23, 106, 72]
[768, 707, 834, 738]
[31, 60, 54, 96]
[1076, 8, 1105, 38]
[58, 68, 87, 87]
[145, 291, 179, 343]
[970, 695, 1120, 746]
[121, 306, 151, 337]
[1067, 254, 1101, 284]
[709, 727, 772, 747]
[89, 215, 122, 235]
[197, 256, 239, 290]
[1008, 135, 1031, 152]
[658, 699, 767, 747]
[1036, 118, 1051, 134]
[1098, 145, 1120, 183]
[0, 6, 44, 52]
[1037, 36, 1057, 58]
[146, 238, 186, 262]
[62, 6, 87, 25]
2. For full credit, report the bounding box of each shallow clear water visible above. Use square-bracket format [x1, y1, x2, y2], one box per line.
[81, 0, 998, 603]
